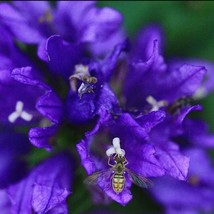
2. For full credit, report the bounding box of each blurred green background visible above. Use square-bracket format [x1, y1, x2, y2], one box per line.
[68, 2, 214, 214]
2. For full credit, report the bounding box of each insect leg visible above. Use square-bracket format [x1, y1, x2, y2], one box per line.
[124, 159, 129, 166]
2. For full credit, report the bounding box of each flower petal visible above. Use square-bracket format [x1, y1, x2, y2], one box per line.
[124, 40, 166, 108]
[32, 184, 70, 213]
[163, 64, 206, 102]
[132, 25, 164, 61]
[155, 141, 189, 180]
[183, 119, 214, 148]
[41, 35, 82, 78]
[12, 66, 63, 149]
[8, 153, 73, 213]
[11, 66, 48, 89]
[126, 143, 165, 177]
[175, 105, 202, 125]
[136, 110, 166, 133]
[100, 40, 129, 81]
[80, 7, 122, 43]
[76, 138, 97, 175]
[0, 3, 44, 43]
[55, 1, 95, 41]
[29, 125, 58, 151]
[36, 91, 63, 124]
[0, 190, 11, 213]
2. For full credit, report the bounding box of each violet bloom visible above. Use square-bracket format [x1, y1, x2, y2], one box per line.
[169, 59, 214, 99]
[77, 110, 174, 205]
[151, 148, 214, 214]
[124, 25, 206, 110]
[114, 25, 208, 180]
[0, 1, 124, 58]
[66, 41, 127, 123]
[0, 27, 63, 150]
[5, 153, 73, 214]
[39, 32, 127, 124]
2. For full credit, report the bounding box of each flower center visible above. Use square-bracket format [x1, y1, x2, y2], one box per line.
[8, 101, 33, 123]
[146, 95, 167, 112]
[106, 137, 125, 157]
[69, 64, 97, 99]
[188, 175, 200, 186]
[38, 10, 53, 24]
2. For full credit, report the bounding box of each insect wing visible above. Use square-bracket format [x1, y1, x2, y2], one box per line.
[84, 168, 113, 185]
[126, 168, 153, 188]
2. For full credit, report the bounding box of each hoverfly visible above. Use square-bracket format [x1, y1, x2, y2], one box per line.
[84, 154, 153, 194]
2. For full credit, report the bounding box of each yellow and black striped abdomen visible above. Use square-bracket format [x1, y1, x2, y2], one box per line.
[112, 173, 125, 194]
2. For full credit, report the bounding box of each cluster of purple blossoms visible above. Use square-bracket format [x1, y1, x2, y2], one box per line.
[0, 1, 214, 213]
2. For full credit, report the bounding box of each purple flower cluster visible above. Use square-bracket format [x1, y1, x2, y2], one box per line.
[0, 1, 214, 213]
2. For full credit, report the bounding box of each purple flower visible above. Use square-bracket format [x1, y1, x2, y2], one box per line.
[77, 110, 169, 205]
[123, 25, 206, 109]
[0, 28, 63, 150]
[169, 59, 214, 99]
[6, 153, 73, 214]
[65, 40, 128, 123]
[1, 64, 63, 150]
[11, 66, 63, 150]
[120, 112, 190, 181]
[116, 25, 209, 181]
[151, 148, 214, 214]
[24, 30, 127, 125]
[0, 1, 124, 57]
[40, 35, 82, 78]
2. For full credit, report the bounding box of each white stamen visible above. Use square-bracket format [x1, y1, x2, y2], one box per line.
[146, 96, 167, 112]
[8, 101, 33, 123]
[106, 137, 125, 157]
[78, 83, 86, 95]
[8, 112, 20, 123]
[16, 101, 24, 113]
[116, 148, 125, 156]
[20, 111, 33, 121]
[106, 147, 115, 157]
[193, 86, 207, 99]
[75, 64, 89, 74]
[112, 137, 120, 148]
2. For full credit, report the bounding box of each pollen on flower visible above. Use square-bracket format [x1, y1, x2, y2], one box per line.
[8, 101, 33, 123]
[69, 64, 97, 99]
[146, 95, 168, 112]
[106, 137, 125, 157]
